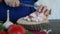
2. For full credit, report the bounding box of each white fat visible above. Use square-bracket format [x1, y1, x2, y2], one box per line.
[23, 16, 31, 21]
[30, 13, 37, 17]
[38, 13, 44, 21]
[23, 12, 47, 22]
[27, 18, 31, 21]
[31, 18, 38, 22]
[24, 13, 46, 22]
[23, 16, 28, 20]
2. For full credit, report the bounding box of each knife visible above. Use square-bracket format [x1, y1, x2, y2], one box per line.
[20, 3, 39, 8]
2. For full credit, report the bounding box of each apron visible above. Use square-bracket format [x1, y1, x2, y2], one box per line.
[0, 0, 37, 22]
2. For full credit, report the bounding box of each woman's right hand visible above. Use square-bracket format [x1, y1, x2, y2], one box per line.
[4, 0, 20, 7]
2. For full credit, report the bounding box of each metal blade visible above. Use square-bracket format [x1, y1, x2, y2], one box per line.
[20, 3, 39, 8]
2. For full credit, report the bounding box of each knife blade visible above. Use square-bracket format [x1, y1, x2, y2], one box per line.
[20, 3, 39, 8]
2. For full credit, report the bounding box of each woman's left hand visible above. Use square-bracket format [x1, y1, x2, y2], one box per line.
[36, 5, 51, 16]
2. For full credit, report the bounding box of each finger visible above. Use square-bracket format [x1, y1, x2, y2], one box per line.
[45, 9, 51, 15]
[44, 9, 50, 16]
[49, 9, 51, 15]
[8, 0, 13, 7]
[12, 0, 16, 7]
[42, 6, 48, 13]
[37, 5, 44, 13]
[15, 0, 20, 7]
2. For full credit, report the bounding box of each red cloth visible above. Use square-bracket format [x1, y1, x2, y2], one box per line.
[30, 30, 46, 34]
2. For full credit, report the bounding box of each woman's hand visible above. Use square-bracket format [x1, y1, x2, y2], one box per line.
[36, 5, 51, 16]
[4, 0, 20, 7]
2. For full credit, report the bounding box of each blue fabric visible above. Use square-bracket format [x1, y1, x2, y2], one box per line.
[0, 0, 37, 22]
